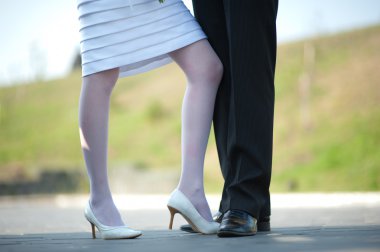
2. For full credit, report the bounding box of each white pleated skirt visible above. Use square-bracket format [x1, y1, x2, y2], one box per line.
[77, 0, 207, 78]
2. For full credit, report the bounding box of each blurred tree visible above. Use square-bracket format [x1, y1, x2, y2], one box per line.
[71, 51, 82, 71]
[298, 41, 315, 131]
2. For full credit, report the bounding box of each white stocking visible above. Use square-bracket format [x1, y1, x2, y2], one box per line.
[170, 39, 223, 221]
[78, 68, 124, 226]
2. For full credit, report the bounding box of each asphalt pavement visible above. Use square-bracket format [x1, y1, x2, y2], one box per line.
[0, 193, 379, 252]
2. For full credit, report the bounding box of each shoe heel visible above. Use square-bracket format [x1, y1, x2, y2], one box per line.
[90, 222, 96, 239]
[168, 206, 178, 230]
[257, 221, 271, 232]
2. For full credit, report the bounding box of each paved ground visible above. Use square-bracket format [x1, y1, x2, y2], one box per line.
[0, 193, 380, 252]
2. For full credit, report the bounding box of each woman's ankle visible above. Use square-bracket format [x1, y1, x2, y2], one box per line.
[89, 192, 115, 208]
[88, 195, 124, 226]
[177, 186, 213, 221]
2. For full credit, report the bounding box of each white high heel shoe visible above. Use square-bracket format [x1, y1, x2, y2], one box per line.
[167, 189, 219, 235]
[84, 202, 142, 239]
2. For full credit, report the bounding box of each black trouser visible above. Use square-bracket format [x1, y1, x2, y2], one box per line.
[192, 0, 278, 220]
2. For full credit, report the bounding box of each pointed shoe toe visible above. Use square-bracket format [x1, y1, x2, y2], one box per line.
[84, 202, 142, 239]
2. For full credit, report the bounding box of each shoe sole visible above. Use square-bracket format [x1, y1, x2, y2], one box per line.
[180, 226, 198, 233]
[103, 233, 142, 240]
[181, 222, 270, 233]
[217, 230, 257, 237]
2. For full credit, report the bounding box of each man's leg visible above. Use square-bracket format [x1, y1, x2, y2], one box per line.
[220, 0, 278, 221]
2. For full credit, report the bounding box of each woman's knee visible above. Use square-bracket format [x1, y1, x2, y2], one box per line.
[171, 40, 223, 87]
[207, 56, 223, 85]
[83, 68, 119, 94]
[189, 54, 223, 87]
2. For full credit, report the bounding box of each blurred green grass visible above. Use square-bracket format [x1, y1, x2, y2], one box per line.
[0, 25, 379, 192]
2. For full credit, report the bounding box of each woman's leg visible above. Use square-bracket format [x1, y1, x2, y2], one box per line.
[169, 39, 223, 221]
[78, 68, 124, 226]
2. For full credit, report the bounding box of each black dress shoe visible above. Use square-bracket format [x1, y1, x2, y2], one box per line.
[180, 211, 270, 233]
[217, 210, 257, 237]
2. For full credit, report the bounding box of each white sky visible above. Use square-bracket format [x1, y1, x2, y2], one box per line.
[0, 0, 379, 86]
